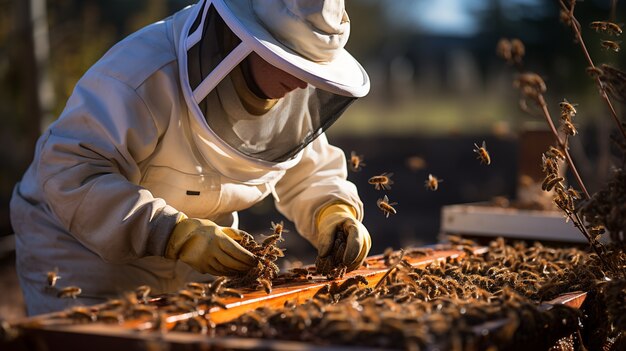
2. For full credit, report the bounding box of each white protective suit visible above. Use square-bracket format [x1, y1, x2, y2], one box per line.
[10, 1, 365, 315]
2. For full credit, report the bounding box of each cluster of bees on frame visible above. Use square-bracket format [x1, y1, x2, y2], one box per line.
[32, 237, 597, 349]
[348, 141, 491, 218]
[226, 221, 287, 294]
[211, 237, 595, 349]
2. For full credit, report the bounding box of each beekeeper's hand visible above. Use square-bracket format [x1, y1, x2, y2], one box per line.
[316, 202, 372, 271]
[165, 215, 256, 276]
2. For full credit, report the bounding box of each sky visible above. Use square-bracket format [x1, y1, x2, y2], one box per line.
[386, 0, 546, 37]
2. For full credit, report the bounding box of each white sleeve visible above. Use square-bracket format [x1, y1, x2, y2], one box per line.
[37, 73, 180, 262]
[274, 134, 363, 247]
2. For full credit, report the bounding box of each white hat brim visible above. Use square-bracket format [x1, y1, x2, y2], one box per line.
[215, 0, 370, 98]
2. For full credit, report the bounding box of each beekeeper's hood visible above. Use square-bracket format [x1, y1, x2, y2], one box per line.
[177, 0, 370, 168]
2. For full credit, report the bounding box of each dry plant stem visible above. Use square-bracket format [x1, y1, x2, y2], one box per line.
[610, 0, 618, 23]
[538, 95, 591, 199]
[558, 0, 626, 142]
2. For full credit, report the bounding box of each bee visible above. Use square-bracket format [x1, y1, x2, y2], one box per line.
[405, 156, 427, 171]
[176, 289, 197, 302]
[270, 221, 288, 236]
[542, 174, 565, 191]
[58, 286, 82, 299]
[601, 40, 621, 52]
[546, 146, 566, 161]
[368, 172, 394, 190]
[542, 154, 559, 174]
[590, 21, 622, 36]
[207, 276, 228, 296]
[186, 282, 207, 296]
[258, 278, 272, 294]
[135, 285, 151, 301]
[376, 195, 397, 218]
[561, 120, 578, 136]
[473, 141, 491, 165]
[218, 288, 244, 299]
[559, 99, 577, 117]
[261, 233, 284, 247]
[589, 21, 609, 32]
[349, 151, 366, 172]
[566, 186, 581, 200]
[47, 268, 61, 288]
[97, 310, 124, 324]
[67, 306, 96, 322]
[424, 174, 443, 191]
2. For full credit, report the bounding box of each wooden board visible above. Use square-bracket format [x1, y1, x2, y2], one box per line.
[440, 203, 587, 243]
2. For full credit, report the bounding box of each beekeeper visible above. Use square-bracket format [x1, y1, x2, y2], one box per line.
[10, 0, 372, 315]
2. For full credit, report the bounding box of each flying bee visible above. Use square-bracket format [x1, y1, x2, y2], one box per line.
[405, 156, 427, 171]
[601, 40, 621, 52]
[606, 22, 623, 36]
[473, 141, 491, 165]
[368, 172, 394, 190]
[559, 99, 577, 117]
[589, 21, 609, 32]
[270, 221, 288, 236]
[376, 195, 397, 218]
[47, 268, 61, 288]
[425, 174, 443, 191]
[58, 286, 82, 299]
[590, 21, 622, 36]
[349, 151, 366, 172]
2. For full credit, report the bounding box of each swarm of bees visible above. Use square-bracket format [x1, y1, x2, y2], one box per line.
[227, 221, 286, 294]
[214, 237, 604, 350]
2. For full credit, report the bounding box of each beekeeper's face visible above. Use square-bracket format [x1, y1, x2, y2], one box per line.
[247, 52, 307, 99]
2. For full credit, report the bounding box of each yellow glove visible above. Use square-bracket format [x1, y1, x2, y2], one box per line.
[316, 202, 372, 271]
[165, 216, 256, 276]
